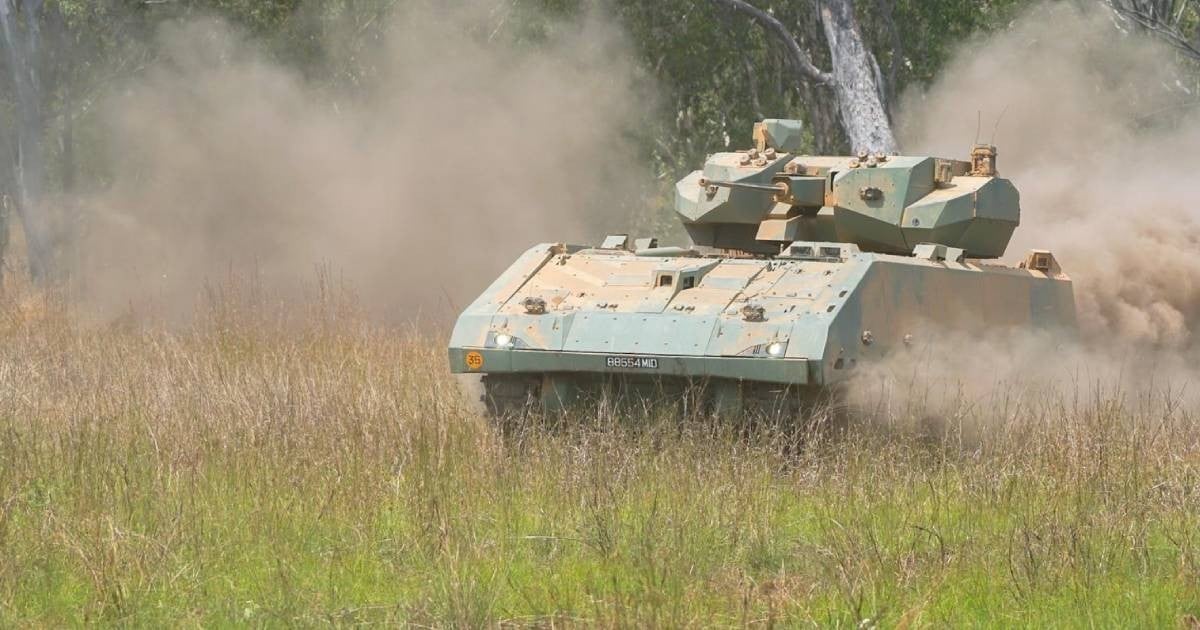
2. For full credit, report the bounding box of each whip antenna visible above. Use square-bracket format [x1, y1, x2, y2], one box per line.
[990, 104, 1010, 145]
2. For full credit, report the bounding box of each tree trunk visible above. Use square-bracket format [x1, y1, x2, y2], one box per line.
[0, 195, 10, 275]
[817, 0, 897, 154]
[61, 79, 73, 193]
[0, 0, 51, 282]
[712, 0, 897, 154]
[791, 5, 845, 154]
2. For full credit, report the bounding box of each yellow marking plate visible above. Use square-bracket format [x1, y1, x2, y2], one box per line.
[465, 351, 484, 371]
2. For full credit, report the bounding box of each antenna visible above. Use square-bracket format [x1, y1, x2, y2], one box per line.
[974, 110, 982, 145]
[989, 104, 1010, 145]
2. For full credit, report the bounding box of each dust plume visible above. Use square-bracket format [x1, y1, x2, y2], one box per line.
[899, 2, 1200, 350]
[853, 3, 1200, 426]
[71, 3, 650, 320]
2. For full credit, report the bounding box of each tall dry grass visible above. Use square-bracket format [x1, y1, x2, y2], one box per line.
[0, 279, 1196, 626]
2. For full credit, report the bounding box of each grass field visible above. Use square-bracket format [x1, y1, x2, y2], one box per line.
[0, 288, 1197, 627]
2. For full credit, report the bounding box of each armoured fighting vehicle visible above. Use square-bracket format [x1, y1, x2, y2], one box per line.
[448, 119, 1076, 416]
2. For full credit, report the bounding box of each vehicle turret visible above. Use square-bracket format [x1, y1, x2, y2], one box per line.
[674, 119, 1018, 258]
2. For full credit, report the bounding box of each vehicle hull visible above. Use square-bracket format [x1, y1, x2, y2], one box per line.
[448, 242, 1075, 397]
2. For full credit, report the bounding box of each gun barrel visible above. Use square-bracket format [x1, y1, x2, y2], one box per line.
[700, 179, 786, 194]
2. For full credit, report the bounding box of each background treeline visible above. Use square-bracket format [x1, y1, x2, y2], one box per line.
[1, 0, 1197, 278]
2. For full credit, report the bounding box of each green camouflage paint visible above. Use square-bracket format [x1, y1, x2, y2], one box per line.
[448, 121, 1075, 411]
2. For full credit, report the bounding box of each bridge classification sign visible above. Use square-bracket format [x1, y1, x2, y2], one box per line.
[465, 351, 484, 371]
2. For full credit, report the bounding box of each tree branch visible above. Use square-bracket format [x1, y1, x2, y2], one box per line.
[710, 0, 833, 85]
[1104, 0, 1200, 61]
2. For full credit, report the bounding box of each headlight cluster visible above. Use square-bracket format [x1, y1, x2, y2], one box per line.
[739, 340, 789, 358]
[489, 332, 523, 349]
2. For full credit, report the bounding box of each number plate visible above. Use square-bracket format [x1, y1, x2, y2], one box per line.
[605, 356, 660, 370]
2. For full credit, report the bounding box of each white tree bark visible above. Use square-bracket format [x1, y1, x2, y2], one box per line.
[818, 0, 897, 154]
[0, 0, 51, 281]
[1104, 0, 1200, 61]
[712, 0, 898, 154]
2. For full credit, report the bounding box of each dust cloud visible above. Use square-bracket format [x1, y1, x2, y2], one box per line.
[72, 3, 650, 320]
[854, 3, 1200, 423]
[61, 1, 1200, 416]
[899, 2, 1200, 350]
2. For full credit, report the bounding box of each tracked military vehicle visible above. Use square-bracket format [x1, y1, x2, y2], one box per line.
[448, 119, 1076, 416]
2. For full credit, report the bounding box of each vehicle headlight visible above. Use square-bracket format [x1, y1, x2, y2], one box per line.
[494, 333, 514, 348]
[765, 341, 787, 357]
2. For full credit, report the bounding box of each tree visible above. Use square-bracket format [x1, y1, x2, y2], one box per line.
[1103, 0, 1200, 62]
[817, 0, 895, 153]
[710, 0, 897, 154]
[0, 0, 51, 280]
